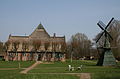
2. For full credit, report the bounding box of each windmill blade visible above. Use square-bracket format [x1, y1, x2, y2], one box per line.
[96, 32, 104, 43]
[97, 23, 105, 30]
[105, 17, 114, 29]
[98, 21, 106, 28]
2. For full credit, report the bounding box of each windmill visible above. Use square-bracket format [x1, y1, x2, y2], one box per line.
[96, 18, 116, 66]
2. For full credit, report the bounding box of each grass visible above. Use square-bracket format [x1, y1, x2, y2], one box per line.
[0, 70, 79, 79]
[29, 60, 120, 79]
[29, 60, 97, 73]
[35, 60, 96, 68]
[0, 61, 79, 79]
[0, 60, 120, 79]
[92, 72, 120, 79]
[0, 61, 35, 68]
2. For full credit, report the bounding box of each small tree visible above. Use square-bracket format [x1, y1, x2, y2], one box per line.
[22, 41, 29, 61]
[4, 41, 10, 61]
[66, 41, 72, 59]
[51, 41, 57, 61]
[60, 41, 66, 61]
[0, 41, 3, 54]
[60, 41, 66, 53]
[70, 39, 78, 62]
[12, 41, 20, 61]
[32, 40, 41, 61]
[0, 41, 4, 60]
[43, 41, 50, 61]
[4, 41, 10, 52]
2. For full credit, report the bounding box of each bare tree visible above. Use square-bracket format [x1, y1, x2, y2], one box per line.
[66, 41, 72, 59]
[93, 32, 105, 58]
[12, 40, 20, 61]
[0, 41, 3, 53]
[60, 41, 66, 53]
[51, 41, 57, 61]
[108, 20, 120, 60]
[4, 41, 10, 61]
[32, 40, 41, 61]
[22, 41, 29, 61]
[43, 41, 50, 61]
[0, 41, 4, 60]
[4, 41, 10, 52]
[52, 42, 57, 52]
[69, 33, 91, 60]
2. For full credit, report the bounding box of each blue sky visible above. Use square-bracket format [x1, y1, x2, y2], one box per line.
[0, 0, 120, 42]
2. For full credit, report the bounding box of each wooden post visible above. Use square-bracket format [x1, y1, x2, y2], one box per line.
[71, 51, 73, 63]
[19, 62, 21, 69]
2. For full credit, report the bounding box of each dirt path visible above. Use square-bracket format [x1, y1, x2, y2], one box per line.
[20, 61, 41, 74]
[79, 73, 91, 79]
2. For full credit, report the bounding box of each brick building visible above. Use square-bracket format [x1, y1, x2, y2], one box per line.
[5, 23, 66, 61]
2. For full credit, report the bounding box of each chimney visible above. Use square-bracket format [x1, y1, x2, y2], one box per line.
[53, 33, 56, 37]
[9, 34, 11, 39]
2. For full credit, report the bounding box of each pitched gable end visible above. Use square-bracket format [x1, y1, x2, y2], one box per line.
[29, 23, 50, 38]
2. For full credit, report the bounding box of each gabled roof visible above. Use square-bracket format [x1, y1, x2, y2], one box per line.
[8, 23, 65, 43]
[29, 23, 50, 38]
[37, 23, 44, 29]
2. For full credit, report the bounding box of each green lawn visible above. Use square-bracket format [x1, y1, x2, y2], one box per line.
[0, 61, 79, 79]
[0, 61, 35, 68]
[29, 60, 120, 79]
[0, 70, 79, 79]
[29, 60, 97, 73]
[0, 69, 79, 79]
[0, 60, 120, 79]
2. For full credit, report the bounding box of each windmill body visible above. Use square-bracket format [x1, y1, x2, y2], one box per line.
[96, 18, 116, 66]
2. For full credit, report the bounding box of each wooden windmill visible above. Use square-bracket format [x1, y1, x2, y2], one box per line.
[96, 18, 116, 66]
